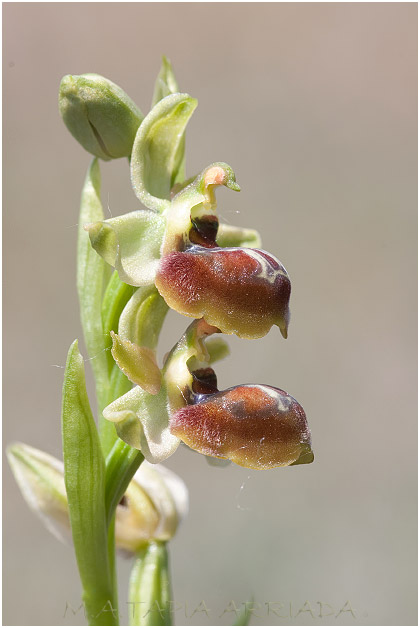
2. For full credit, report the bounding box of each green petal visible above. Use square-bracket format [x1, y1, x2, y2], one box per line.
[111, 332, 162, 394]
[102, 270, 136, 375]
[130, 93, 198, 212]
[216, 223, 262, 248]
[162, 162, 240, 255]
[85, 210, 166, 286]
[205, 336, 230, 364]
[118, 285, 168, 349]
[103, 386, 180, 463]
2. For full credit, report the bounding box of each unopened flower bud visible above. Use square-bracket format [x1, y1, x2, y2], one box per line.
[155, 247, 291, 339]
[7, 443, 188, 552]
[116, 462, 188, 552]
[170, 385, 313, 470]
[6, 443, 70, 542]
[59, 74, 143, 160]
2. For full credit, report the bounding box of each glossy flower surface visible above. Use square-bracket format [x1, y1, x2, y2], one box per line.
[155, 246, 291, 338]
[170, 384, 313, 470]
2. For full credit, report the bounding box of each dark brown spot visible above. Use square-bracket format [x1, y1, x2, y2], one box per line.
[118, 495, 128, 508]
[191, 367, 218, 396]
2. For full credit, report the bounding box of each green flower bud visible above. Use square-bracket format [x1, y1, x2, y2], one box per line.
[7, 443, 70, 542]
[59, 74, 143, 160]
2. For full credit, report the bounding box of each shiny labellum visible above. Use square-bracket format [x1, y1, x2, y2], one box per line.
[155, 247, 291, 339]
[170, 384, 313, 470]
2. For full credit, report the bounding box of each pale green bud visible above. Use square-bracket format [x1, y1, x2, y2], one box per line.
[59, 74, 143, 160]
[7, 443, 188, 553]
[7, 443, 70, 542]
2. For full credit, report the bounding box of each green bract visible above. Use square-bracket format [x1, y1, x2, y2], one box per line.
[59, 74, 143, 160]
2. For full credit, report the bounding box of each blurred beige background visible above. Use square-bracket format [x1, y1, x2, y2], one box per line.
[3, 3, 417, 626]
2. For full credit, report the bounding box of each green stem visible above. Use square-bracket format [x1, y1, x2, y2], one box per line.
[105, 439, 144, 523]
[107, 516, 119, 622]
[128, 542, 172, 626]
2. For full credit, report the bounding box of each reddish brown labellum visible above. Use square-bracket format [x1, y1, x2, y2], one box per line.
[169, 384, 312, 470]
[155, 247, 291, 339]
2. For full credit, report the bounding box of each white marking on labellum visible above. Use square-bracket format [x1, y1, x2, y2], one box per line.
[243, 384, 292, 412]
[241, 249, 288, 285]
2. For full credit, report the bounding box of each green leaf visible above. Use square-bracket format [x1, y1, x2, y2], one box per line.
[77, 159, 109, 393]
[130, 93, 197, 212]
[234, 599, 254, 626]
[85, 210, 166, 287]
[128, 542, 172, 626]
[216, 223, 262, 248]
[61, 340, 117, 625]
[152, 56, 179, 107]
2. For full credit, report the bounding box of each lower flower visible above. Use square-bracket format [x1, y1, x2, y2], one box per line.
[105, 319, 313, 470]
[170, 384, 313, 470]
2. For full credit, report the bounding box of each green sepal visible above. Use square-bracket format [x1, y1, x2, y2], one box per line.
[61, 340, 116, 626]
[128, 542, 172, 626]
[151, 56, 186, 185]
[103, 385, 179, 463]
[152, 56, 179, 107]
[85, 210, 166, 287]
[216, 223, 262, 248]
[205, 336, 230, 364]
[130, 93, 197, 212]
